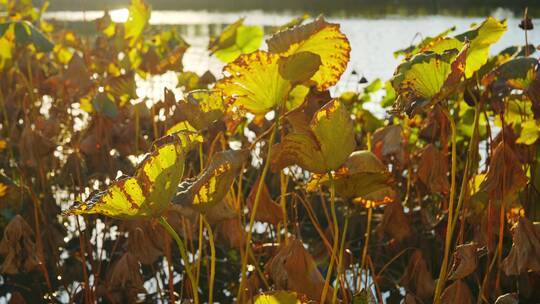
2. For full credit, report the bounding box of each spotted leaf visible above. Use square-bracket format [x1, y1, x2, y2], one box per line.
[63, 132, 200, 219]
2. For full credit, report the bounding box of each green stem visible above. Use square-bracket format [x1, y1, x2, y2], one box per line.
[434, 108, 457, 303]
[202, 216, 216, 304]
[321, 172, 338, 303]
[359, 205, 373, 291]
[332, 213, 349, 303]
[158, 216, 199, 304]
[237, 125, 278, 301]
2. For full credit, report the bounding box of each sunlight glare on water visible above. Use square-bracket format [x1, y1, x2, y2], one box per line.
[109, 8, 129, 23]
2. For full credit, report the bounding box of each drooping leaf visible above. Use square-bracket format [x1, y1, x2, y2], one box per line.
[0, 215, 39, 274]
[375, 201, 411, 242]
[391, 44, 468, 116]
[416, 144, 450, 194]
[478, 141, 527, 204]
[247, 178, 284, 226]
[400, 250, 435, 301]
[307, 150, 395, 203]
[63, 132, 200, 219]
[272, 99, 355, 174]
[448, 243, 479, 280]
[173, 149, 248, 211]
[267, 17, 350, 91]
[210, 18, 264, 63]
[265, 238, 329, 302]
[440, 280, 474, 304]
[501, 217, 540, 275]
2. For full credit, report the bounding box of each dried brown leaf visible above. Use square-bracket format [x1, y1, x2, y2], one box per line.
[0, 215, 39, 275]
[265, 238, 329, 302]
[501, 217, 540, 275]
[440, 280, 474, 304]
[400, 249, 435, 301]
[448, 243, 479, 280]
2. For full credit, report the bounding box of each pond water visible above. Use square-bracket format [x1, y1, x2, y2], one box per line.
[43, 9, 540, 104]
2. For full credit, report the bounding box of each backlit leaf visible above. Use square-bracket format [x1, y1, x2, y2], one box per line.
[173, 149, 248, 211]
[267, 17, 350, 91]
[63, 132, 200, 219]
[251, 291, 304, 304]
[125, 0, 150, 46]
[517, 119, 539, 145]
[272, 100, 355, 174]
[455, 17, 507, 78]
[216, 51, 293, 115]
[391, 44, 468, 116]
[177, 90, 225, 130]
[210, 19, 264, 63]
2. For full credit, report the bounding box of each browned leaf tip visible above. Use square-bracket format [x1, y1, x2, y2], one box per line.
[0, 215, 39, 275]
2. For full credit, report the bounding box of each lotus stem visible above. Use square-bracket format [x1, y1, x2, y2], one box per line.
[321, 172, 339, 303]
[202, 215, 216, 304]
[237, 124, 278, 301]
[434, 107, 457, 303]
[158, 216, 199, 304]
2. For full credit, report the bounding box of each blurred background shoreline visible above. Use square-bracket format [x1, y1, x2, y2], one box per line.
[39, 0, 540, 17]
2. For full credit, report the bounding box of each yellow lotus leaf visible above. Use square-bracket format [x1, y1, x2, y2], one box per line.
[391, 44, 468, 116]
[125, 0, 150, 46]
[173, 149, 249, 211]
[454, 17, 507, 78]
[267, 16, 350, 91]
[250, 291, 305, 304]
[63, 132, 200, 219]
[307, 150, 395, 204]
[216, 51, 316, 115]
[177, 90, 225, 130]
[272, 100, 355, 174]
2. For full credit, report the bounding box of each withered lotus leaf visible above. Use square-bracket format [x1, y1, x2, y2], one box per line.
[501, 217, 540, 276]
[391, 43, 468, 116]
[272, 99, 355, 174]
[127, 220, 166, 265]
[63, 132, 200, 219]
[247, 178, 284, 226]
[265, 238, 329, 302]
[372, 124, 406, 167]
[0, 215, 39, 274]
[478, 141, 528, 204]
[447, 243, 479, 280]
[176, 89, 225, 130]
[416, 144, 450, 195]
[400, 249, 435, 301]
[215, 217, 246, 249]
[376, 201, 411, 242]
[107, 252, 146, 302]
[440, 280, 474, 304]
[307, 150, 395, 203]
[173, 149, 249, 211]
[267, 17, 351, 91]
